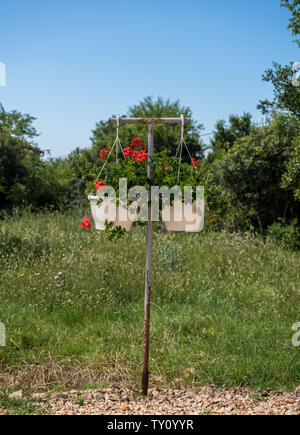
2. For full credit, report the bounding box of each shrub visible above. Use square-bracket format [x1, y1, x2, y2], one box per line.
[212, 114, 300, 228]
[267, 218, 300, 250]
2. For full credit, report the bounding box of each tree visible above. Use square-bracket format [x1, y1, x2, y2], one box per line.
[281, 133, 300, 201]
[257, 62, 300, 117]
[257, 1, 300, 116]
[213, 114, 299, 228]
[0, 103, 39, 143]
[281, 0, 300, 47]
[0, 135, 69, 210]
[208, 113, 252, 159]
[0, 104, 67, 210]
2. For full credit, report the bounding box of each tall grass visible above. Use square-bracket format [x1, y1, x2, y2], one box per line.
[0, 209, 299, 391]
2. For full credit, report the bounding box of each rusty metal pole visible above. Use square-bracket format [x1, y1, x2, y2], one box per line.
[142, 121, 154, 396]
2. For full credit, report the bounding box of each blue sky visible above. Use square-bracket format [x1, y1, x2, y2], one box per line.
[0, 0, 298, 157]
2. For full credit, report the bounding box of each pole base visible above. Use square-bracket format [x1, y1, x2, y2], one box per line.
[141, 371, 150, 396]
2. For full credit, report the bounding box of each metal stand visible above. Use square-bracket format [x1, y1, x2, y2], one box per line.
[109, 116, 191, 395]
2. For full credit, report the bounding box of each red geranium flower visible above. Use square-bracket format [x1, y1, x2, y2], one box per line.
[81, 217, 91, 230]
[94, 179, 107, 190]
[123, 139, 148, 162]
[130, 138, 145, 149]
[191, 158, 201, 167]
[99, 146, 111, 159]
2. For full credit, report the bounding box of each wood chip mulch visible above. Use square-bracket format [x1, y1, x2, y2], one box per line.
[30, 385, 300, 415]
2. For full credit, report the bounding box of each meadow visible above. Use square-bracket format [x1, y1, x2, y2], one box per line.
[0, 209, 299, 393]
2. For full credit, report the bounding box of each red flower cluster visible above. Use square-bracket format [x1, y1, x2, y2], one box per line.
[99, 146, 111, 159]
[131, 137, 145, 148]
[123, 138, 148, 162]
[81, 216, 91, 230]
[94, 179, 106, 190]
[165, 166, 170, 172]
[192, 158, 201, 167]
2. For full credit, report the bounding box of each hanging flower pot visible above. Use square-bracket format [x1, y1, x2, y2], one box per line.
[88, 194, 137, 232]
[83, 119, 205, 238]
[85, 136, 149, 236]
[161, 199, 205, 232]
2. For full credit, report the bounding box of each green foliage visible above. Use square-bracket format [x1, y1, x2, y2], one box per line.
[0, 135, 68, 210]
[281, 134, 300, 201]
[49, 155, 87, 209]
[0, 105, 73, 211]
[212, 114, 300, 228]
[104, 221, 126, 241]
[258, 2, 299, 119]
[209, 113, 252, 158]
[267, 218, 300, 250]
[257, 62, 300, 117]
[281, 0, 300, 47]
[0, 103, 38, 141]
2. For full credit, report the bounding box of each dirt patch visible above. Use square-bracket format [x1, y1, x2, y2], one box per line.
[1, 364, 299, 415]
[28, 386, 300, 415]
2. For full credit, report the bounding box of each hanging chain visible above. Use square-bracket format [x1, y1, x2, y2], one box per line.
[92, 114, 125, 191]
[116, 114, 119, 163]
[176, 114, 193, 181]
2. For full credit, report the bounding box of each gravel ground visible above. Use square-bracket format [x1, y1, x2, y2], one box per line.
[30, 386, 300, 415]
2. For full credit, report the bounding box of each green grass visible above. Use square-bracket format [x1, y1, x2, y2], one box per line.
[0, 391, 46, 415]
[0, 209, 299, 392]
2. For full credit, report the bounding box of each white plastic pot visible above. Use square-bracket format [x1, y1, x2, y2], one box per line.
[161, 200, 205, 232]
[88, 195, 137, 232]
